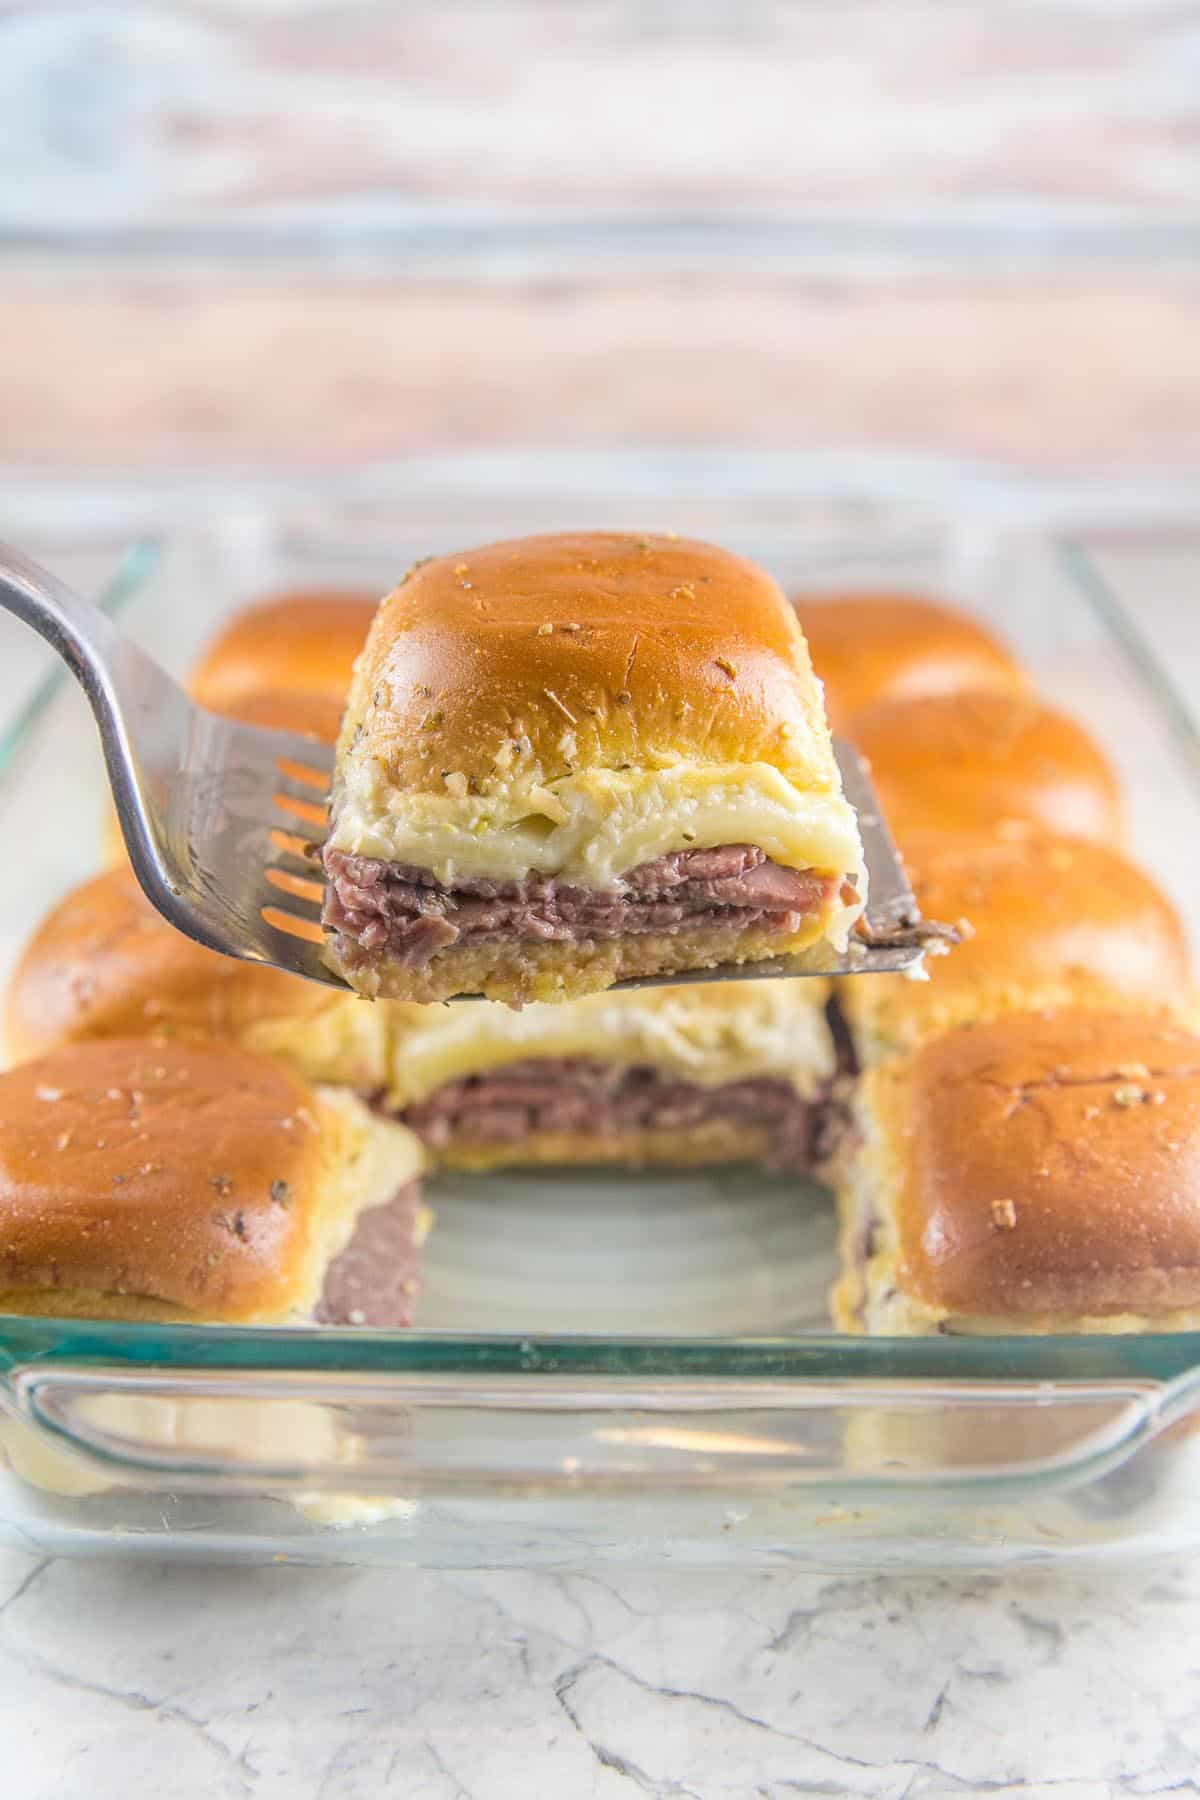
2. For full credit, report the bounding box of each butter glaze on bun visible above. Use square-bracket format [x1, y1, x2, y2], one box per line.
[0, 1039, 424, 1324]
[849, 689, 1123, 846]
[835, 1010, 1200, 1335]
[793, 593, 1027, 732]
[839, 830, 1192, 1064]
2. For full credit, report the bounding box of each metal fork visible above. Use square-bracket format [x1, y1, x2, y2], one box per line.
[0, 542, 930, 993]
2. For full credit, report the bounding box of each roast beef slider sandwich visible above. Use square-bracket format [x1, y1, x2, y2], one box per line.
[835, 1010, 1200, 1336]
[321, 532, 866, 1004]
[8, 869, 843, 1176]
[793, 594, 1027, 734]
[0, 1039, 428, 1327]
[386, 978, 844, 1173]
[838, 830, 1192, 1068]
[849, 689, 1122, 848]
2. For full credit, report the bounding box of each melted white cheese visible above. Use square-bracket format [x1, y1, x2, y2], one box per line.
[329, 759, 866, 904]
[382, 982, 836, 1107]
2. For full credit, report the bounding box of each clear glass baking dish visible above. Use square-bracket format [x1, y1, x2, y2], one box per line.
[2, 480, 1200, 1568]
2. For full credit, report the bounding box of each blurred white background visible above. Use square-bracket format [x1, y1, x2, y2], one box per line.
[0, 0, 1197, 487]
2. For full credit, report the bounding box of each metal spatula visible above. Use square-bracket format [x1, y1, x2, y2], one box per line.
[0, 542, 933, 994]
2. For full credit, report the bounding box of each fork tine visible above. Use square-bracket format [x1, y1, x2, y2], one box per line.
[274, 754, 331, 794]
[258, 909, 344, 984]
[261, 903, 326, 946]
[272, 790, 329, 831]
[264, 866, 324, 909]
[272, 770, 331, 807]
[268, 840, 325, 881]
[255, 733, 336, 776]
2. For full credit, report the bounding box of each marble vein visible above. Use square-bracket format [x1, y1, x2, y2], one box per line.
[27, 1654, 258, 1792]
[554, 1662, 702, 1800]
[415, 1734, 476, 1800]
[0, 1556, 50, 1619]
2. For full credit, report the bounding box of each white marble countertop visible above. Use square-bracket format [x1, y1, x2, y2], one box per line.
[4, 1547, 1200, 1797]
[2, 533, 1199, 1794]
[7, 1540, 1200, 1792]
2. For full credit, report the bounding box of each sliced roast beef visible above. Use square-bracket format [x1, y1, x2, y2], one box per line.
[396, 1058, 836, 1172]
[322, 844, 838, 971]
[314, 1179, 423, 1327]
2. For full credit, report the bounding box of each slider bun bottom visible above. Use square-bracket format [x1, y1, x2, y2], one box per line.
[428, 1119, 785, 1173]
[0, 1289, 192, 1323]
[333, 916, 834, 1005]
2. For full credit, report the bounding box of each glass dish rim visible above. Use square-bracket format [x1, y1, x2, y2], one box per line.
[4, 524, 1200, 1390]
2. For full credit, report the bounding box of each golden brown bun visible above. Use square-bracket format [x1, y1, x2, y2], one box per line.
[340, 532, 838, 801]
[794, 594, 1027, 733]
[850, 689, 1123, 845]
[840, 831, 1191, 1062]
[0, 1039, 358, 1322]
[102, 687, 343, 867]
[189, 590, 377, 711]
[5, 867, 391, 1092]
[871, 1011, 1200, 1322]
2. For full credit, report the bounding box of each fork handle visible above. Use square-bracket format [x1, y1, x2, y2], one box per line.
[0, 535, 185, 786]
[0, 538, 127, 701]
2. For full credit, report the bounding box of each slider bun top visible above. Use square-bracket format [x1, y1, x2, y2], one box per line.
[850, 689, 1123, 845]
[339, 531, 841, 803]
[328, 531, 865, 897]
[189, 590, 377, 712]
[0, 1038, 414, 1323]
[794, 593, 1026, 732]
[840, 830, 1192, 1060]
[872, 1010, 1200, 1321]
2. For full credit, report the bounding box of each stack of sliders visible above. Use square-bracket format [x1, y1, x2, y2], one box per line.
[796, 592, 1200, 1336]
[6, 533, 875, 1334]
